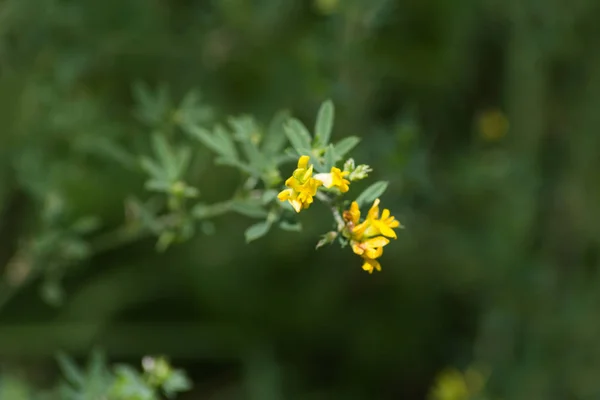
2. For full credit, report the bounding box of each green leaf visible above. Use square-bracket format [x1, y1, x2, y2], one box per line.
[261, 190, 279, 204]
[162, 369, 192, 398]
[111, 365, 155, 400]
[175, 146, 193, 177]
[262, 110, 290, 155]
[316, 231, 338, 249]
[132, 82, 171, 126]
[184, 124, 237, 160]
[227, 116, 266, 169]
[56, 352, 85, 388]
[355, 181, 389, 207]
[245, 221, 272, 243]
[214, 156, 257, 175]
[145, 179, 170, 193]
[323, 144, 337, 171]
[192, 201, 232, 219]
[314, 100, 334, 146]
[70, 216, 101, 235]
[230, 200, 269, 218]
[333, 136, 361, 160]
[140, 156, 166, 181]
[284, 118, 312, 153]
[151, 133, 178, 180]
[156, 231, 177, 252]
[213, 124, 238, 160]
[284, 148, 311, 161]
[279, 220, 302, 232]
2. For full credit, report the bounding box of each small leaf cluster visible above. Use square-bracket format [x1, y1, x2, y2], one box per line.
[54, 350, 191, 400]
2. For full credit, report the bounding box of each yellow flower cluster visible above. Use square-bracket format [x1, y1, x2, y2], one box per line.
[343, 198, 400, 273]
[278, 156, 350, 213]
[428, 367, 487, 400]
[278, 156, 400, 274]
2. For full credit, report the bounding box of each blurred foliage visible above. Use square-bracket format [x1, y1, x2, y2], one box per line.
[0, 352, 191, 399]
[1, 0, 600, 399]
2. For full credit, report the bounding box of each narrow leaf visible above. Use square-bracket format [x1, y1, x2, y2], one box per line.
[279, 220, 302, 232]
[139, 156, 167, 181]
[355, 181, 389, 207]
[315, 100, 334, 146]
[185, 124, 236, 159]
[175, 147, 193, 177]
[323, 144, 337, 171]
[213, 124, 238, 160]
[284, 119, 312, 152]
[56, 352, 85, 388]
[214, 157, 257, 175]
[262, 110, 290, 155]
[230, 200, 269, 218]
[245, 221, 272, 243]
[192, 201, 232, 219]
[151, 134, 178, 180]
[333, 136, 361, 160]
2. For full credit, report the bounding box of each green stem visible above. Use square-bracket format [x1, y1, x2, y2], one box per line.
[316, 192, 345, 231]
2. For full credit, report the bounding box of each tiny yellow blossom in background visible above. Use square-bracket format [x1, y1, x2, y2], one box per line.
[278, 156, 323, 213]
[429, 366, 487, 400]
[343, 199, 401, 273]
[477, 108, 509, 141]
[314, 0, 339, 15]
[314, 167, 350, 193]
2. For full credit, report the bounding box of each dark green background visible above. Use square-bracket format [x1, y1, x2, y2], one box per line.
[1, 0, 600, 399]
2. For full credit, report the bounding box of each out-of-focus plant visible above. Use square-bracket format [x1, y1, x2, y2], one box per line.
[0, 87, 405, 397]
[0, 351, 191, 400]
[428, 365, 490, 400]
[56, 351, 191, 400]
[0, 85, 405, 316]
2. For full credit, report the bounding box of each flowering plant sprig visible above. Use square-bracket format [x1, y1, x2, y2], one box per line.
[131, 92, 403, 273]
[274, 101, 403, 273]
[1, 88, 404, 311]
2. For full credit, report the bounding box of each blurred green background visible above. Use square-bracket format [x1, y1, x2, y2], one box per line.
[1, 0, 600, 398]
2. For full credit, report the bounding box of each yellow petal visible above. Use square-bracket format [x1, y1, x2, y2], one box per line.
[331, 167, 349, 177]
[388, 220, 400, 228]
[301, 164, 314, 181]
[361, 257, 381, 273]
[351, 242, 364, 255]
[365, 246, 383, 259]
[353, 221, 368, 238]
[367, 198, 380, 220]
[363, 236, 390, 248]
[298, 155, 310, 169]
[277, 189, 293, 201]
[374, 221, 397, 239]
[285, 176, 298, 188]
[349, 202, 360, 223]
[290, 199, 303, 213]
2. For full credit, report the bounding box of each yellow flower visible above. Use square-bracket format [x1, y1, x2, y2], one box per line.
[350, 236, 389, 274]
[477, 108, 509, 141]
[351, 236, 388, 260]
[342, 201, 361, 227]
[277, 156, 323, 213]
[360, 256, 382, 274]
[313, 167, 350, 193]
[429, 367, 487, 400]
[429, 369, 470, 400]
[347, 199, 401, 240]
[342, 198, 401, 273]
